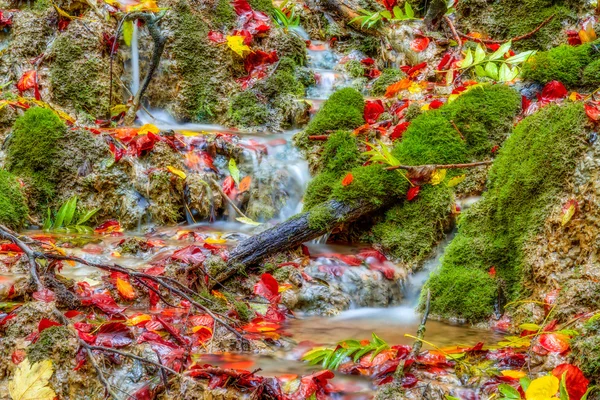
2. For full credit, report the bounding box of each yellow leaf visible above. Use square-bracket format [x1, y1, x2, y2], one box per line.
[448, 93, 460, 103]
[9, 358, 56, 400]
[236, 217, 262, 226]
[568, 92, 579, 101]
[226, 35, 251, 57]
[52, 1, 75, 19]
[167, 166, 187, 179]
[501, 370, 527, 379]
[525, 375, 559, 400]
[127, 314, 152, 326]
[138, 123, 160, 135]
[211, 290, 228, 301]
[561, 203, 576, 226]
[192, 325, 213, 334]
[430, 169, 447, 185]
[421, 103, 430, 111]
[116, 277, 136, 300]
[205, 237, 227, 244]
[123, 20, 133, 47]
[111, 104, 130, 116]
[127, 0, 161, 12]
[579, 22, 597, 43]
[446, 174, 466, 188]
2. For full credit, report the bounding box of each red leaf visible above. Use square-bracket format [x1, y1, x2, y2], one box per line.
[379, 0, 397, 11]
[358, 248, 387, 263]
[94, 219, 122, 234]
[361, 57, 375, 65]
[254, 273, 280, 303]
[207, 30, 225, 43]
[541, 80, 568, 101]
[407, 186, 420, 201]
[0, 243, 22, 253]
[95, 322, 133, 348]
[171, 245, 206, 266]
[17, 70, 40, 100]
[364, 100, 385, 124]
[489, 266, 496, 277]
[544, 288, 560, 315]
[341, 172, 354, 186]
[81, 292, 125, 315]
[0, 11, 12, 28]
[437, 53, 455, 71]
[222, 176, 235, 197]
[289, 370, 335, 400]
[552, 364, 590, 400]
[32, 289, 56, 303]
[244, 50, 278, 74]
[585, 103, 600, 121]
[38, 318, 61, 332]
[11, 349, 25, 365]
[410, 37, 430, 52]
[390, 122, 410, 141]
[538, 333, 570, 353]
[429, 99, 444, 109]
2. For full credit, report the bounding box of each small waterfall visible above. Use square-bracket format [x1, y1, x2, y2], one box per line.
[130, 21, 140, 95]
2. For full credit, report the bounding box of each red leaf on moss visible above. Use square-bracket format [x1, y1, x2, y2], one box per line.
[538, 333, 570, 353]
[364, 100, 385, 124]
[410, 37, 430, 52]
[207, 30, 225, 43]
[540, 80, 568, 101]
[254, 273, 280, 303]
[488, 266, 496, 277]
[16, 70, 40, 100]
[585, 103, 600, 121]
[552, 364, 590, 400]
[407, 186, 420, 201]
[429, 99, 444, 109]
[341, 172, 354, 186]
[38, 318, 61, 332]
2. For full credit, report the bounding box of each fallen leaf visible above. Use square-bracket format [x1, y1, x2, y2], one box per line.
[552, 364, 589, 400]
[538, 333, 570, 353]
[501, 370, 527, 379]
[525, 375, 559, 400]
[226, 35, 251, 57]
[410, 37, 430, 52]
[9, 358, 56, 400]
[229, 158, 240, 185]
[407, 186, 420, 201]
[166, 166, 186, 180]
[585, 103, 600, 121]
[364, 100, 385, 124]
[446, 174, 466, 187]
[341, 172, 354, 186]
[561, 199, 578, 226]
[254, 273, 280, 303]
[579, 22, 597, 43]
[116, 277, 136, 301]
[384, 78, 411, 98]
[430, 169, 446, 185]
[236, 216, 261, 226]
[541, 81, 567, 101]
[238, 176, 252, 192]
[16, 71, 40, 100]
[138, 123, 160, 135]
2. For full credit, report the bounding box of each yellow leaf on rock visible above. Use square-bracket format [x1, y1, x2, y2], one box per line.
[525, 375, 559, 400]
[9, 358, 56, 400]
[167, 166, 187, 179]
[226, 35, 251, 57]
[446, 174, 466, 187]
[430, 169, 447, 185]
[501, 370, 527, 379]
[138, 123, 160, 135]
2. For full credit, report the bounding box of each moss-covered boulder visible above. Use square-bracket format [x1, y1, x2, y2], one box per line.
[6, 107, 66, 206]
[572, 318, 600, 384]
[370, 68, 405, 97]
[0, 170, 28, 228]
[456, 0, 584, 50]
[521, 43, 600, 87]
[305, 87, 365, 136]
[424, 102, 589, 322]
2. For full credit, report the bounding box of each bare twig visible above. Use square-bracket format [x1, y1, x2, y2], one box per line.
[458, 14, 555, 45]
[449, 120, 465, 141]
[210, 178, 248, 219]
[308, 135, 329, 140]
[385, 160, 492, 172]
[410, 289, 431, 357]
[443, 15, 462, 53]
[0, 225, 43, 291]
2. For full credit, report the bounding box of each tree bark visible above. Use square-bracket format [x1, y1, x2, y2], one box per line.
[214, 198, 390, 285]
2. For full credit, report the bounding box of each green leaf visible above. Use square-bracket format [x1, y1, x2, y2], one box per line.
[474, 65, 487, 77]
[581, 386, 597, 400]
[62, 196, 78, 227]
[446, 174, 466, 187]
[381, 10, 392, 19]
[485, 62, 499, 80]
[229, 158, 240, 185]
[236, 217, 262, 226]
[42, 208, 52, 231]
[519, 323, 541, 332]
[474, 44, 486, 64]
[404, 2, 414, 18]
[498, 383, 521, 399]
[372, 332, 387, 346]
[498, 63, 512, 82]
[54, 200, 70, 229]
[560, 372, 570, 400]
[489, 41, 512, 61]
[461, 49, 474, 68]
[122, 20, 133, 47]
[520, 377, 531, 392]
[76, 208, 99, 226]
[505, 50, 536, 65]
[445, 396, 461, 400]
[392, 5, 402, 18]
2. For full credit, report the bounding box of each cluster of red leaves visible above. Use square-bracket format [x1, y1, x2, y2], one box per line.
[0, 10, 12, 29]
[232, 0, 270, 36]
[238, 50, 279, 89]
[523, 80, 568, 115]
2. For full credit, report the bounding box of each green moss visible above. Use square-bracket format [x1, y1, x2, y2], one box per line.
[27, 326, 75, 363]
[426, 102, 589, 321]
[233, 300, 254, 322]
[521, 43, 597, 87]
[248, 0, 273, 13]
[345, 60, 366, 79]
[572, 318, 600, 383]
[214, 0, 237, 28]
[457, 0, 583, 50]
[227, 91, 270, 127]
[583, 58, 600, 88]
[307, 202, 339, 231]
[321, 131, 362, 174]
[373, 185, 452, 262]
[304, 88, 365, 135]
[260, 68, 305, 98]
[370, 68, 405, 97]
[0, 170, 28, 228]
[425, 266, 498, 321]
[303, 171, 337, 210]
[6, 108, 66, 204]
[50, 35, 107, 115]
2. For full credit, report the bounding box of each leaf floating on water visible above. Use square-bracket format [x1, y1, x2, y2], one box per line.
[9, 358, 56, 400]
[446, 174, 466, 187]
[430, 169, 446, 185]
[166, 166, 186, 179]
[236, 217, 262, 226]
[229, 158, 240, 185]
[226, 35, 251, 57]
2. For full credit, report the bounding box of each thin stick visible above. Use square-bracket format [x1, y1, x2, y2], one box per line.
[210, 178, 248, 219]
[443, 15, 462, 52]
[385, 160, 492, 171]
[411, 289, 431, 357]
[308, 135, 329, 140]
[0, 225, 43, 291]
[458, 15, 554, 44]
[449, 120, 465, 141]
[86, 345, 180, 375]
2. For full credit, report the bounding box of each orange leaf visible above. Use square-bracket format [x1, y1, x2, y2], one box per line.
[211, 290, 228, 301]
[127, 314, 151, 326]
[17, 70, 40, 100]
[116, 277, 136, 300]
[410, 37, 430, 52]
[384, 78, 411, 98]
[341, 173, 354, 186]
[238, 176, 252, 193]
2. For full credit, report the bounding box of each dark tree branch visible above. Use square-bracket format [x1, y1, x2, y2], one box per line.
[458, 14, 555, 44]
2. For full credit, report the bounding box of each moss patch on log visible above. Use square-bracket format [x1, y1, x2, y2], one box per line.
[425, 102, 589, 322]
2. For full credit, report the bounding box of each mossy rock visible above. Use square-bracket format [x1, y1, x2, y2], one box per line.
[0, 170, 28, 228]
[6, 107, 66, 205]
[304, 87, 365, 136]
[248, 0, 273, 13]
[521, 43, 600, 87]
[582, 58, 600, 88]
[370, 68, 405, 97]
[425, 102, 589, 322]
[571, 318, 600, 383]
[227, 91, 270, 127]
[345, 60, 366, 79]
[456, 0, 583, 50]
[213, 0, 237, 29]
[27, 325, 76, 364]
